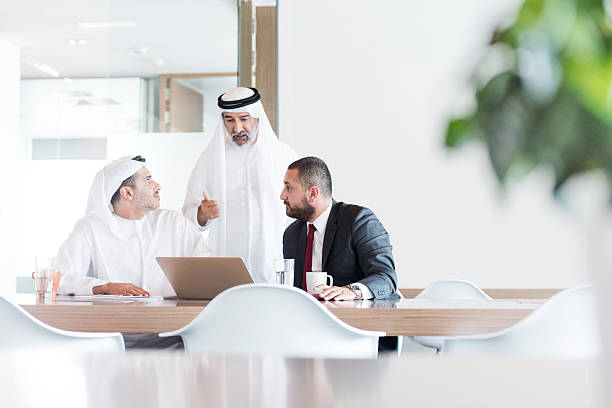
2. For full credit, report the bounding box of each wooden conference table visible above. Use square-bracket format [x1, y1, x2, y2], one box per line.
[17, 293, 543, 336]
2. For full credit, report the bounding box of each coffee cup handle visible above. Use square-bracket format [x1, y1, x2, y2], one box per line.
[31, 272, 35, 280]
[326, 275, 333, 287]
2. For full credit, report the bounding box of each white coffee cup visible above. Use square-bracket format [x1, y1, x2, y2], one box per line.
[306, 272, 333, 294]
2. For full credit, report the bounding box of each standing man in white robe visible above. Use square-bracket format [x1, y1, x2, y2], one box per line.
[183, 87, 297, 282]
[56, 155, 211, 297]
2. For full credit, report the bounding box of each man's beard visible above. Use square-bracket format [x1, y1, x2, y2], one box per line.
[134, 190, 160, 211]
[284, 196, 315, 222]
[232, 130, 250, 146]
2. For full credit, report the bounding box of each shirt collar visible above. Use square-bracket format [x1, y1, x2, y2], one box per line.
[309, 200, 332, 235]
[113, 211, 145, 222]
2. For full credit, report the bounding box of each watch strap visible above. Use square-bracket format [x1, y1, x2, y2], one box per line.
[346, 284, 363, 300]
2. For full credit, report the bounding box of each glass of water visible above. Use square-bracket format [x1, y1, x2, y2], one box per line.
[274, 259, 295, 286]
[32, 256, 55, 297]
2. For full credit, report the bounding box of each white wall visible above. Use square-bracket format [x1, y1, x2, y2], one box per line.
[0, 38, 22, 298]
[278, 0, 589, 288]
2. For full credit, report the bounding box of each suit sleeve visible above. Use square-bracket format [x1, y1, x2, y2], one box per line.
[352, 209, 398, 299]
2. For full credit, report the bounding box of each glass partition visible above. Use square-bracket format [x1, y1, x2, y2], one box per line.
[8, 0, 277, 292]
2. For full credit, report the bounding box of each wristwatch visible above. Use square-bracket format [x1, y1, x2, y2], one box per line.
[346, 284, 363, 300]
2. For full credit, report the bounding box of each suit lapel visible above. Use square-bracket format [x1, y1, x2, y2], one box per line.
[294, 221, 307, 289]
[322, 201, 339, 270]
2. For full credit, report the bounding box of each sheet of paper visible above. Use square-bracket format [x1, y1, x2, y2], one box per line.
[56, 295, 163, 302]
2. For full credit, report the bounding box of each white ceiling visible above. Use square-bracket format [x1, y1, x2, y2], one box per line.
[0, 0, 238, 78]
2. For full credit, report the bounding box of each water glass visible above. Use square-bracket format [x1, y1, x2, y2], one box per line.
[32, 256, 58, 297]
[274, 259, 295, 286]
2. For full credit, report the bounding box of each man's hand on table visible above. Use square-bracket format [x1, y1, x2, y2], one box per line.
[93, 283, 150, 296]
[314, 285, 357, 301]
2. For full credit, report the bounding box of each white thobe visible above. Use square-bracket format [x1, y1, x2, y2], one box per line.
[55, 209, 211, 296]
[184, 139, 297, 283]
[183, 93, 298, 283]
[224, 145, 255, 266]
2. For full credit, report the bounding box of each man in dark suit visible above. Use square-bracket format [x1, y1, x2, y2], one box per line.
[280, 156, 398, 301]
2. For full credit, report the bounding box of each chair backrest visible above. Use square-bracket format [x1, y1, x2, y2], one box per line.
[0, 297, 124, 352]
[416, 280, 492, 300]
[443, 285, 601, 359]
[160, 284, 384, 358]
[407, 280, 491, 352]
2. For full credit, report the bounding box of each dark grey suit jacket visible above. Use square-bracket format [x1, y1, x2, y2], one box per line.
[283, 201, 398, 299]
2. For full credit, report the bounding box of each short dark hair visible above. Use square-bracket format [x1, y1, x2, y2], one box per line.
[288, 156, 332, 197]
[110, 156, 146, 206]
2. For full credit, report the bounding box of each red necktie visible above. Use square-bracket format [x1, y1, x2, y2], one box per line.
[302, 224, 316, 290]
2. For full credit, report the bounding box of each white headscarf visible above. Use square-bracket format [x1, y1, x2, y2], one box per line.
[85, 156, 144, 239]
[184, 87, 297, 281]
[214, 88, 278, 255]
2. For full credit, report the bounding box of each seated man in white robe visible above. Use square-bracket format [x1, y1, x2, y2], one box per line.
[55, 156, 211, 349]
[56, 155, 211, 297]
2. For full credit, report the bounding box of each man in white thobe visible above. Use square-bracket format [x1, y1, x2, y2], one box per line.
[183, 87, 297, 282]
[56, 155, 211, 297]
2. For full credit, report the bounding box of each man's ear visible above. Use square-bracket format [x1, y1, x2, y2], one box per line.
[308, 186, 320, 203]
[120, 186, 134, 201]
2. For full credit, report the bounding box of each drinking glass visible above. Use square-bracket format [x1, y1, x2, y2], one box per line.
[274, 259, 295, 286]
[32, 256, 60, 298]
[32, 256, 55, 297]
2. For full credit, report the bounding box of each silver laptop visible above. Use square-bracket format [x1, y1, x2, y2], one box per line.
[156, 257, 253, 300]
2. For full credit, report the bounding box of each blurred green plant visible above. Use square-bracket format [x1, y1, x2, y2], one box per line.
[445, 0, 612, 193]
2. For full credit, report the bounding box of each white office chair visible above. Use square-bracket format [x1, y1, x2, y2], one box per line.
[0, 296, 124, 352]
[442, 285, 601, 359]
[416, 279, 491, 301]
[406, 280, 492, 353]
[160, 284, 385, 358]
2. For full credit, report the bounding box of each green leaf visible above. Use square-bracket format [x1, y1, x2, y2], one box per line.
[564, 56, 612, 124]
[445, 0, 612, 196]
[481, 87, 535, 183]
[445, 116, 482, 148]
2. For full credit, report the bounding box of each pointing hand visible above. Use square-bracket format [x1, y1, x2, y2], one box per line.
[197, 192, 220, 226]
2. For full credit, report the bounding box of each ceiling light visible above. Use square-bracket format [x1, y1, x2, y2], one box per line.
[77, 21, 136, 29]
[67, 39, 77, 46]
[21, 55, 59, 77]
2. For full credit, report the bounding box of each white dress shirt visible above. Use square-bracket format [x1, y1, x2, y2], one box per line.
[307, 201, 374, 299]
